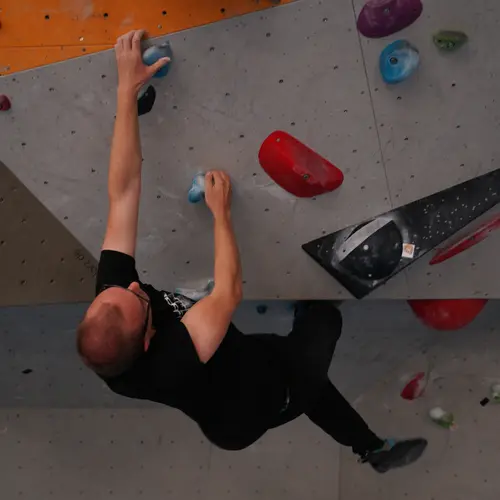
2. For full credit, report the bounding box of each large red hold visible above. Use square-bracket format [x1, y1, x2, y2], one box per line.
[408, 299, 488, 331]
[258, 131, 344, 198]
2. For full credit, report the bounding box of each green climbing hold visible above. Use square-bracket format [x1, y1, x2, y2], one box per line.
[433, 30, 468, 52]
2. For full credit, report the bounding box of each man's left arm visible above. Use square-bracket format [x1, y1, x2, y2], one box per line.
[102, 30, 170, 257]
[181, 172, 242, 363]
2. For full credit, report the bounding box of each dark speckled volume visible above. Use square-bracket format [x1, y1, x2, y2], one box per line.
[303, 168, 500, 299]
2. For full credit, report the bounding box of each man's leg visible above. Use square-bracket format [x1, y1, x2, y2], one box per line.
[283, 301, 427, 473]
[306, 379, 384, 455]
[284, 301, 343, 406]
[305, 380, 428, 473]
[269, 301, 343, 429]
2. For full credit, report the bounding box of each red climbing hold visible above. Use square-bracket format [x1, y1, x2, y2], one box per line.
[0, 95, 11, 111]
[401, 372, 426, 400]
[430, 214, 500, 265]
[258, 131, 344, 198]
[408, 299, 488, 331]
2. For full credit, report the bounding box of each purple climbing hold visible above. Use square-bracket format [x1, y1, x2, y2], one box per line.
[357, 0, 423, 39]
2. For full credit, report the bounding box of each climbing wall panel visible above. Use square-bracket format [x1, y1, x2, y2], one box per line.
[339, 322, 500, 499]
[0, 0, 389, 299]
[0, 161, 95, 306]
[353, 0, 500, 298]
[0, 409, 212, 499]
[3, 0, 500, 299]
[355, 0, 500, 205]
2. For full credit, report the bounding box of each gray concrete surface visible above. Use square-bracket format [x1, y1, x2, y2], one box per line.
[1, 299, 499, 499]
[2, 0, 499, 298]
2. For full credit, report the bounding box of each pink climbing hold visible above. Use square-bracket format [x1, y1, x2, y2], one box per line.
[0, 95, 11, 111]
[357, 0, 423, 39]
[408, 299, 488, 331]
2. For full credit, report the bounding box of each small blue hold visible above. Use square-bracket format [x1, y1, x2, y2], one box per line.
[142, 42, 173, 78]
[188, 173, 206, 203]
[379, 40, 419, 84]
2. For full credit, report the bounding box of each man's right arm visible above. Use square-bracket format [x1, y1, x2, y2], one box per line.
[181, 171, 242, 363]
[102, 30, 170, 258]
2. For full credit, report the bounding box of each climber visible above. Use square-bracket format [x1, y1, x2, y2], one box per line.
[76, 30, 427, 473]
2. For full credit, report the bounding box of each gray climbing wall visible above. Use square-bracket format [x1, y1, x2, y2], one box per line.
[1, 0, 500, 299]
[352, 0, 500, 298]
[340, 316, 500, 500]
[0, 161, 96, 306]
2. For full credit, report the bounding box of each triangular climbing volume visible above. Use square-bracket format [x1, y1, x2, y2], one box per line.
[302, 168, 500, 298]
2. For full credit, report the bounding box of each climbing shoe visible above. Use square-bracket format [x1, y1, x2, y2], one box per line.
[361, 438, 427, 473]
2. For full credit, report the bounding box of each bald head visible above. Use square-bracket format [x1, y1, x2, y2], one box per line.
[77, 286, 148, 377]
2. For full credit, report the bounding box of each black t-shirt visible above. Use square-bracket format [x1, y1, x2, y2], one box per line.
[95, 250, 288, 449]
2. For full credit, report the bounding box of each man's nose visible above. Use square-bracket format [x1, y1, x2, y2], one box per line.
[128, 281, 141, 293]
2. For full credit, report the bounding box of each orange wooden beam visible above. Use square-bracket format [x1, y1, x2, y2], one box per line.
[0, 0, 291, 75]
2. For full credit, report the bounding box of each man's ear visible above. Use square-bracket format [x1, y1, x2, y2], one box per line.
[144, 337, 151, 352]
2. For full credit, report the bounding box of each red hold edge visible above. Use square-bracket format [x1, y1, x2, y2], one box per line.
[258, 131, 344, 198]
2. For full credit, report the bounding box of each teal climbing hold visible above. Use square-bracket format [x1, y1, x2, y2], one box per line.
[379, 40, 419, 84]
[142, 42, 173, 78]
[188, 173, 206, 203]
[433, 30, 468, 52]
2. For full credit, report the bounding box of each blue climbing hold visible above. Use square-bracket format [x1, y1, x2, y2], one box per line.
[188, 173, 206, 203]
[379, 40, 419, 84]
[142, 42, 173, 78]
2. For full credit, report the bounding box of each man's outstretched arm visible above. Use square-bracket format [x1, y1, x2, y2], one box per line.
[181, 171, 243, 363]
[102, 30, 169, 257]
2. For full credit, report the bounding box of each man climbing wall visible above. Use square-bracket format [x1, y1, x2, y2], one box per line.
[76, 29, 428, 474]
